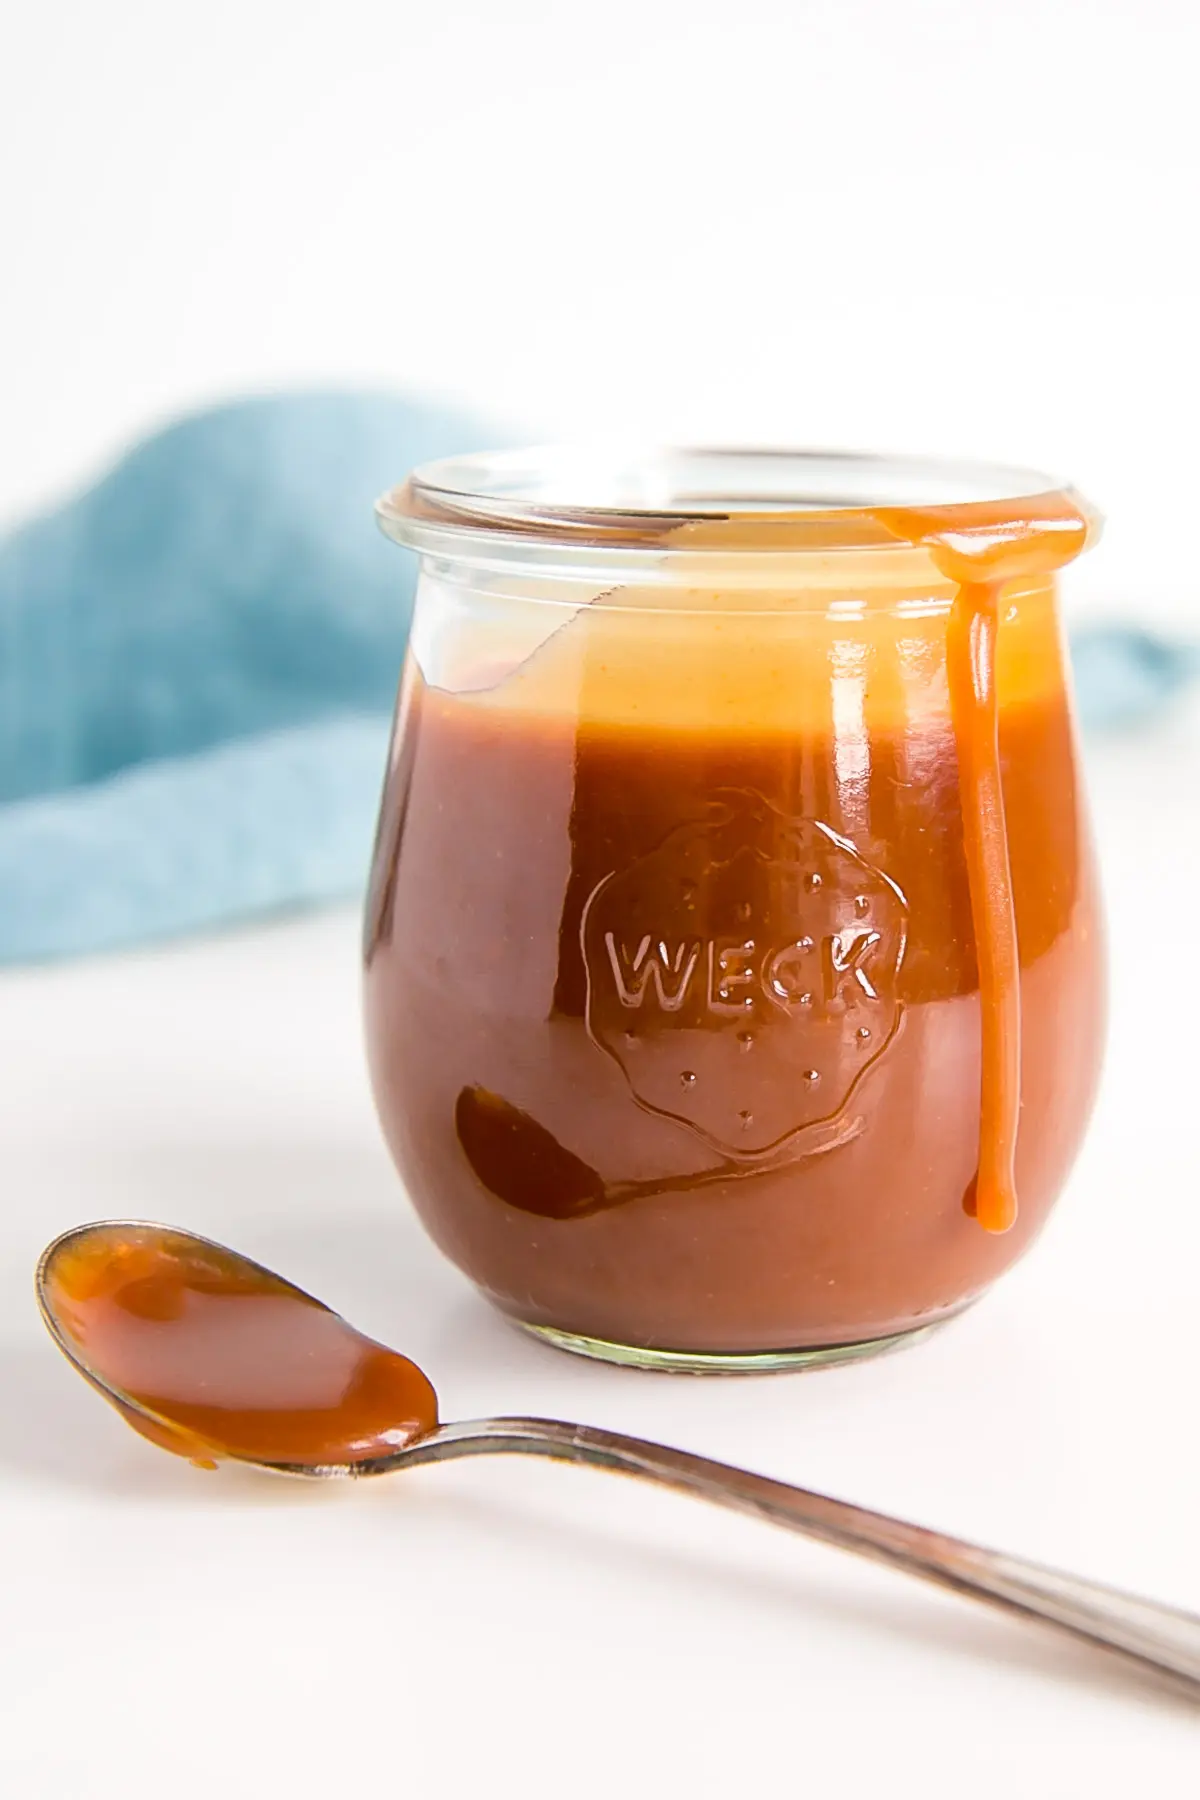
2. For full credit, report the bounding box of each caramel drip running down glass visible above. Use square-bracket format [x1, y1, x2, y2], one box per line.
[366, 449, 1104, 1372]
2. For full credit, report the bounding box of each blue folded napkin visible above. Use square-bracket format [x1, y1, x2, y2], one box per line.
[0, 393, 486, 963]
[1069, 623, 1199, 733]
[0, 396, 1195, 964]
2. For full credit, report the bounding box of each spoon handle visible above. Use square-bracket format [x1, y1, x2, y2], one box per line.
[398, 1416, 1200, 1691]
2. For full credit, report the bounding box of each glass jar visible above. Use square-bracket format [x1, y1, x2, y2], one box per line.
[365, 448, 1105, 1371]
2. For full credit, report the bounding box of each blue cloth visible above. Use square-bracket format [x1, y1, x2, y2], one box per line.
[0, 397, 1195, 963]
[1070, 623, 1199, 733]
[0, 393, 488, 962]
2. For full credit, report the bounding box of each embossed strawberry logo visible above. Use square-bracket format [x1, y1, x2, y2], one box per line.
[581, 791, 908, 1160]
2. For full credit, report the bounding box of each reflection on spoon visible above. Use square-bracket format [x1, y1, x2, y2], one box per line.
[34, 1219, 1200, 1695]
[454, 1085, 863, 1219]
[455, 1087, 609, 1218]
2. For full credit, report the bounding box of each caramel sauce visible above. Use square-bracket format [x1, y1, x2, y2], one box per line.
[42, 1225, 438, 1468]
[875, 491, 1096, 1234]
[946, 582, 1021, 1231]
[363, 485, 1102, 1355]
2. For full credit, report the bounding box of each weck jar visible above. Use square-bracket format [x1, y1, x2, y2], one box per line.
[364, 448, 1105, 1371]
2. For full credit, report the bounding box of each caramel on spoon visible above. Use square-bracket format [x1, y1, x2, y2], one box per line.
[36, 1220, 1200, 1693]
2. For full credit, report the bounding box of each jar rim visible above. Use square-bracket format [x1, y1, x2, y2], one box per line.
[377, 445, 1073, 571]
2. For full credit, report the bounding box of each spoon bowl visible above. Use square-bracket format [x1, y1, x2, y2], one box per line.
[37, 1220, 438, 1473]
[35, 1218, 1200, 1694]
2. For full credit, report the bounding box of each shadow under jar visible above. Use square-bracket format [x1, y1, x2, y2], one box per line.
[365, 449, 1105, 1372]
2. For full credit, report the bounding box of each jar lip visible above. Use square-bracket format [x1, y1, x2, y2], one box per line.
[377, 444, 1071, 566]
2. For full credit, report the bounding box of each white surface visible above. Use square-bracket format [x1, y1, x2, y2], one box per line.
[3, 0, 1200, 1790]
[2, 0, 1200, 628]
[1, 707, 1199, 1797]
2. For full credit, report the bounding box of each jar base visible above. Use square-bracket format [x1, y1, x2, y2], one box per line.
[512, 1309, 969, 1374]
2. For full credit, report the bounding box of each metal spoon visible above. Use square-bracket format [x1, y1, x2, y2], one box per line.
[36, 1219, 1200, 1694]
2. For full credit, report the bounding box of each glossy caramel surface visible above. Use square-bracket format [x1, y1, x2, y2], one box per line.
[41, 1226, 438, 1467]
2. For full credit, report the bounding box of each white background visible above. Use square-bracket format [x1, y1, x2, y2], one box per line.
[2, 0, 1200, 623]
[2, 2, 1200, 1794]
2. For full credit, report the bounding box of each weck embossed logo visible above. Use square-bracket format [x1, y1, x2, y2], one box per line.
[581, 792, 908, 1161]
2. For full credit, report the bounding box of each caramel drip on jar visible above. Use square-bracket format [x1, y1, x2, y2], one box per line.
[944, 581, 1020, 1231]
[875, 492, 1096, 1233]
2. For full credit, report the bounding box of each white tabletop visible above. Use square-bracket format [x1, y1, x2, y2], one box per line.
[2, 709, 1199, 1798]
